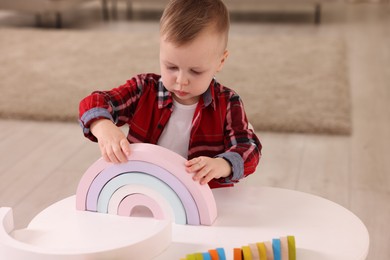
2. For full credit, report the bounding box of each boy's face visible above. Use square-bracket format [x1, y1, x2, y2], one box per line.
[159, 28, 228, 105]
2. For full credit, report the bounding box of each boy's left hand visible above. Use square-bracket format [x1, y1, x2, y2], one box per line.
[185, 156, 231, 185]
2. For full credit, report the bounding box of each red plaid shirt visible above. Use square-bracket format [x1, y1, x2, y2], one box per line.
[79, 73, 261, 188]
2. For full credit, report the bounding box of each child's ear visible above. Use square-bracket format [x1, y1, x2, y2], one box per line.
[216, 49, 229, 72]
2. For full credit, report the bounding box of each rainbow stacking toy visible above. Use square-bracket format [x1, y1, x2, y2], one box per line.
[76, 143, 218, 225]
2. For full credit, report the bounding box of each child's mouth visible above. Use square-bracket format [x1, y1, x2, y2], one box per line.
[174, 90, 189, 97]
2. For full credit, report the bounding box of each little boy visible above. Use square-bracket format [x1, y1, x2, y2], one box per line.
[79, 0, 261, 188]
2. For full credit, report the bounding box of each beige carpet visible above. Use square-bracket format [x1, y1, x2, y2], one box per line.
[0, 27, 351, 134]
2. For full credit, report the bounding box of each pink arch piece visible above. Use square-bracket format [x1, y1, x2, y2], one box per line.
[76, 157, 110, 210]
[108, 185, 175, 221]
[118, 193, 165, 220]
[76, 143, 217, 226]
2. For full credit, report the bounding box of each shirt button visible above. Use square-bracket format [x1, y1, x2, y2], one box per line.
[157, 124, 163, 129]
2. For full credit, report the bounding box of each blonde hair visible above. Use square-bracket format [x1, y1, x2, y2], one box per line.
[160, 0, 230, 48]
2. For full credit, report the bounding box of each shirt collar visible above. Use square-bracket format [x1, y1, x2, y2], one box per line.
[202, 78, 216, 110]
[157, 79, 173, 109]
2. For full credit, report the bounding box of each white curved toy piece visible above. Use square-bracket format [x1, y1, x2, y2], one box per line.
[76, 143, 218, 225]
[0, 198, 171, 260]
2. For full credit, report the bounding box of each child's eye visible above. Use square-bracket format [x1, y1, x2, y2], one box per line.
[167, 66, 178, 71]
[191, 70, 202, 75]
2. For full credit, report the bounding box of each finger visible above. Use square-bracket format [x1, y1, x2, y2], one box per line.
[193, 158, 206, 171]
[185, 157, 201, 167]
[121, 139, 131, 157]
[193, 165, 211, 181]
[186, 162, 202, 173]
[99, 143, 112, 163]
[105, 145, 121, 164]
[200, 171, 216, 185]
[101, 152, 111, 163]
[185, 159, 200, 173]
[98, 140, 122, 164]
[112, 144, 128, 163]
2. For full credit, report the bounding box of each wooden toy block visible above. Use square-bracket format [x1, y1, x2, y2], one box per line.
[216, 248, 227, 260]
[264, 241, 274, 260]
[256, 242, 267, 259]
[181, 236, 296, 260]
[107, 184, 174, 220]
[280, 237, 289, 260]
[117, 193, 165, 219]
[249, 243, 260, 259]
[202, 252, 212, 260]
[272, 239, 281, 260]
[233, 248, 243, 260]
[242, 246, 252, 260]
[287, 236, 296, 260]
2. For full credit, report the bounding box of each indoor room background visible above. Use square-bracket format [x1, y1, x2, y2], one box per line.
[0, 0, 389, 258]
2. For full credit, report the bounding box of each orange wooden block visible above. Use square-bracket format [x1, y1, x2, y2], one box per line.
[233, 248, 242, 260]
[208, 249, 219, 260]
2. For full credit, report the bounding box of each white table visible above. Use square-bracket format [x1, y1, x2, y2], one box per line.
[155, 186, 369, 259]
[1, 186, 369, 259]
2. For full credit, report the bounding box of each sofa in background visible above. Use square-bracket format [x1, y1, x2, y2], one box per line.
[0, 0, 95, 27]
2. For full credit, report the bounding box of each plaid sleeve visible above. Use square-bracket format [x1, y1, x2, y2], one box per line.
[78, 74, 146, 141]
[218, 92, 262, 183]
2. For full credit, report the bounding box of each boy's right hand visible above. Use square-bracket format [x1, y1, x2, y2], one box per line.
[90, 119, 131, 163]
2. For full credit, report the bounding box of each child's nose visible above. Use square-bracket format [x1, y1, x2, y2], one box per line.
[176, 71, 189, 87]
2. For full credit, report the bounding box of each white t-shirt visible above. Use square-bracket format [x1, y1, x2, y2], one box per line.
[157, 99, 198, 158]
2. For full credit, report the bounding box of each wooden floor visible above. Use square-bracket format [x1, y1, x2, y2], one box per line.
[0, 2, 389, 259]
